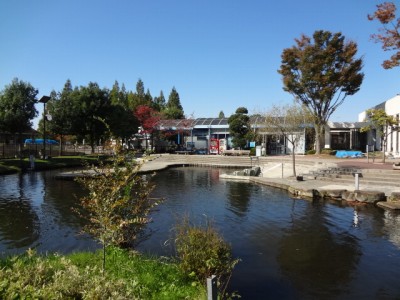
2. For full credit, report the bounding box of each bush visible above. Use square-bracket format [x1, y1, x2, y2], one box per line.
[321, 148, 336, 155]
[249, 147, 256, 156]
[174, 216, 240, 299]
[306, 149, 316, 155]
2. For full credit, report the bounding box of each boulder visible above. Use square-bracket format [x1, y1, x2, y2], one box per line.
[354, 190, 386, 203]
[388, 192, 400, 202]
[319, 189, 346, 199]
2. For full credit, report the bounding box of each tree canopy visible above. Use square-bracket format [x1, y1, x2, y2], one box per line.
[228, 107, 250, 149]
[278, 30, 364, 153]
[368, 2, 400, 69]
[361, 108, 399, 162]
[164, 87, 184, 119]
[0, 78, 38, 135]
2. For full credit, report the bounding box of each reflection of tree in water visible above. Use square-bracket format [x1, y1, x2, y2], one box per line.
[226, 181, 252, 217]
[40, 171, 89, 229]
[0, 173, 40, 250]
[0, 199, 40, 249]
[277, 200, 361, 299]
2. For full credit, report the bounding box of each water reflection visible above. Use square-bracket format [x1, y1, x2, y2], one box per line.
[0, 174, 40, 250]
[0, 170, 97, 256]
[0, 167, 400, 299]
[277, 200, 361, 299]
[383, 210, 400, 248]
[226, 181, 252, 217]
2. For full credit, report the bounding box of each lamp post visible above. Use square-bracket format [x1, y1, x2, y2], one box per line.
[39, 95, 50, 159]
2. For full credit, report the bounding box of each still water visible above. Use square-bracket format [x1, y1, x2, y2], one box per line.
[0, 167, 400, 299]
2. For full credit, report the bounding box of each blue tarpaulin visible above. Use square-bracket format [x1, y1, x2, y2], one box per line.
[24, 139, 59, 145]
[335, 150, 363, 158]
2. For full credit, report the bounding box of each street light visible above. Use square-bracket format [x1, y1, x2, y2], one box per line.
[39, 95, 50, 159]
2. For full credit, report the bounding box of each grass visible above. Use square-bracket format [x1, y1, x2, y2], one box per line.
[0, 155, 107, 175]
[0, 247, 205, 299]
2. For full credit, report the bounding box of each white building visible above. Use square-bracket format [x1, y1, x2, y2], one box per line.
[358, 94, 400, 157]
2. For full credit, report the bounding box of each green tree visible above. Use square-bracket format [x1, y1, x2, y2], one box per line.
[128, 79, 150, 110]
[46, 80, 75, 154]
[71, 82, 111, 153]
[152, 90, 166, 112]
[218, 111, 225, 118]
[263, 103, 312, 176]
[0, 78, 38, 150]
[76, 145, 161, 273]
[228, 107, 250, 149]
[278, 30, 364, 154]
[108, 81, 139, 143]
[164, 87, 184, 119]
[368, 2, 400, 69]
[361, 108, 399, 163]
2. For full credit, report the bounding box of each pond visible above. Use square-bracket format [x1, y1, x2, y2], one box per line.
[0, 167, 400, 299]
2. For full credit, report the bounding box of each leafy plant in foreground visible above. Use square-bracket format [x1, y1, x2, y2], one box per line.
[75, 144, 161, 273]
[174, 216, 240, 299]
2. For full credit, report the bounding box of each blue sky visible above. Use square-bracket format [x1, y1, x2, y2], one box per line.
[1, 0, 399, 128]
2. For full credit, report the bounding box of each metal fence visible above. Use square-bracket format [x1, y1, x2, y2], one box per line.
[0, 143, 113, 159]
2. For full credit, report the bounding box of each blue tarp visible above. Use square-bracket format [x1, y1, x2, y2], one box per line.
[24, 139, 59, 145]
[335, 150, 363, 158]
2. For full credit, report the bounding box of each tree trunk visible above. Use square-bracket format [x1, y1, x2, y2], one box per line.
[314, 124, 324, 154]
[382, 138, 386, 163]
[292, 148, 296, 177]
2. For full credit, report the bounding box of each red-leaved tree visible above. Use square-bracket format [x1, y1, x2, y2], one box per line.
[368, 2, 400, 69]
[134, 105, 161, 151]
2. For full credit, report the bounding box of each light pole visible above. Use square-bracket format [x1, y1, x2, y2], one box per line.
[39, 95, 50, 159]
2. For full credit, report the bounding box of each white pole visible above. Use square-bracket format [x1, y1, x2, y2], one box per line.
[355, 173, 360, 190]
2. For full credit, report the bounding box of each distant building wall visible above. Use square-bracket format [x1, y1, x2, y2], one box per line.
[358, 94, 400, 156]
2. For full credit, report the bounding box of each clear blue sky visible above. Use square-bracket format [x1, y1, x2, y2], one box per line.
[1, 0, 399, 128]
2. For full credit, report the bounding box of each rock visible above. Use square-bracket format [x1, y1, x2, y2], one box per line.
[319, 189, 346, 199]
[235, 166, 261, 177]
[342, 191, 356, 202]
[388, 192, 400, 202]
[354, 190, 386, 203]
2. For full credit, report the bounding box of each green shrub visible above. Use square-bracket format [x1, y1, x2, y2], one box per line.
[174, 216, 240, 299]
[306, 149, 316, 155]
[321, 148, 336, 155]
[249, 147, 256, 156]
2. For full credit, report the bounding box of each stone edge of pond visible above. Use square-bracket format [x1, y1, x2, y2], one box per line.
[249, 177, 400, 210]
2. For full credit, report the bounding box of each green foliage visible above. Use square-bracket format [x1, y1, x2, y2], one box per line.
[0, 78, 38, 134]
[164, 87, 184, 119]
[361, 108, 399, 163]
[174, 216, 240, 299]
[46, 80, 74, 139]
[71, 82, 112, 153]
[76, 145, 161, 272]
[0, 248, 205, 299]
[278, 30, 364, 154]
[321, 148, 336, 155]
[228, 107, 250, 149]
[306, 149, 316, 155]
[152, 90, 166, 112]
